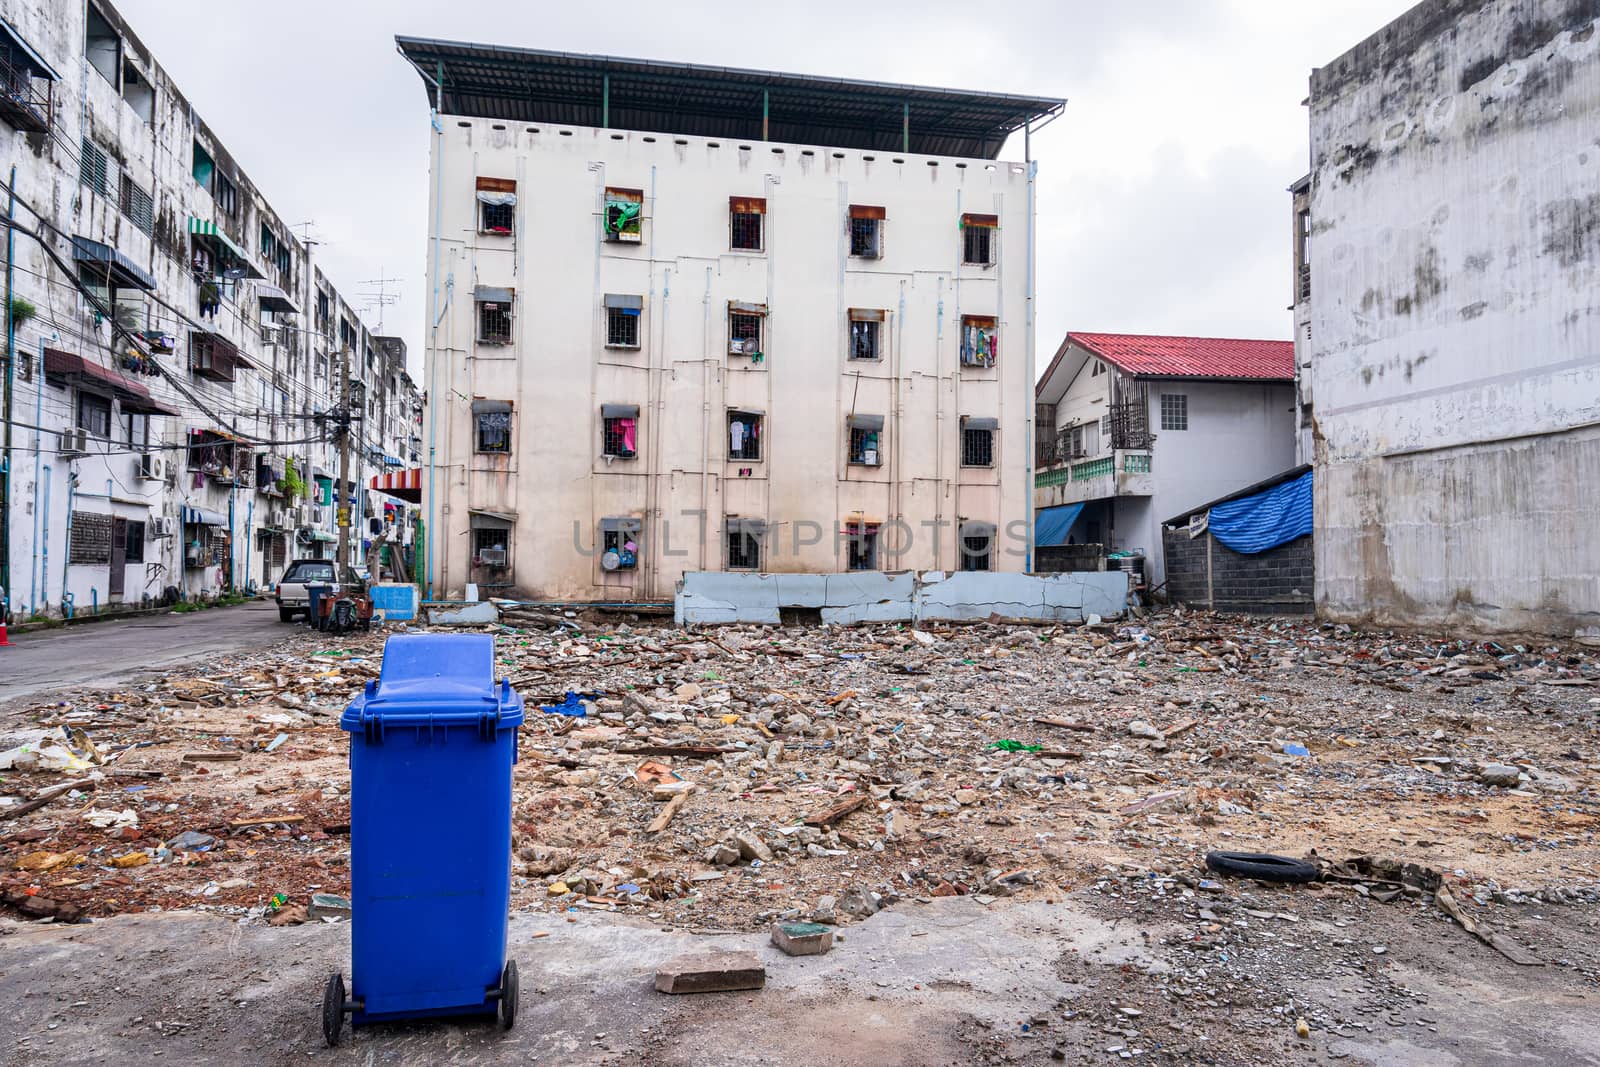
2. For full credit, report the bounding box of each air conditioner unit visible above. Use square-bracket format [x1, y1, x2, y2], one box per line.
[729, 338, 754, 356]
[311, 507, 325, 524]
[137, 453, 162, 480]
[149, 516, 174, 538]
[58, 428, 89, 456]
[268, 508, 284, 527]
[261, 324, 283, 346]
[477, 547, 508, 568]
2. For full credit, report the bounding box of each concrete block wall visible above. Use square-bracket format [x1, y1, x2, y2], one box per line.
[1161, 529, 1314, 615]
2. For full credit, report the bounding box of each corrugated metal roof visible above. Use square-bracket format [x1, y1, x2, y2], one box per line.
[395, 37, 1064, 160]
[1066, 332, 1295, 381]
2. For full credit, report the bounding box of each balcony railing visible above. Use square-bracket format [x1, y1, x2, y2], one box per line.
[0, 54, 53, 135]
[1036, 450, 1152, 489]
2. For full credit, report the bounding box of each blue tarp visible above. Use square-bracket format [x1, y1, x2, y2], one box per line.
[1035, 502, 1085, 546]
[1207, 470, 1313, 554]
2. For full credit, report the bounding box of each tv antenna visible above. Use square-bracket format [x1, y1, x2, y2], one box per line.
[358, 270, 402, 332]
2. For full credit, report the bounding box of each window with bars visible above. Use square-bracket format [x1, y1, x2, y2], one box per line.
[961, 213, 997, 265]
[849, 205, 884, 258]
[478, 301, 512, 345]
[961, 424, 995, 467]
[476, 176, 517, 234]
[80, 138, 109, 196]
[480, 201, 514, 234]
[960, 530, 993, 571]
[125, 520, 146, 563]
[846, 526, 878, 571]
[849, 313, 881, 361]
[728, 411, 762, 461]
[602, 411, 638, 458]
[473, 527, 509, 568]
[600, 519, 641, 570]
[730, 196, 765, 251]
[474, 408, 511, 453]
[216, 175, 238, 217]
[727, 526, 762, 569]
[848, 422, 883, 466]
[77, 391, 111, 437]
[960, 316, 997, 368]
[119, 174, 154, 235]
[606, 306, 641, 348]
[1160, 393, 1188, 431]
[604, 187, 643, 242]
[729, 310, 763, 359]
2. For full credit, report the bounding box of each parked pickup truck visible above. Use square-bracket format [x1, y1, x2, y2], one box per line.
[274, 559, 355, 623]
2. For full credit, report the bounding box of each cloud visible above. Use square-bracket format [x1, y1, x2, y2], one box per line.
[115, 0, 1414, 377]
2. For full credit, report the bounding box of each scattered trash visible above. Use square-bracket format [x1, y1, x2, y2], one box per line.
[539, 691, 592, 717]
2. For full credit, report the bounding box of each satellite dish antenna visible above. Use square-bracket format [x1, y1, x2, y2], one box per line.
[601, 550, 621, 571]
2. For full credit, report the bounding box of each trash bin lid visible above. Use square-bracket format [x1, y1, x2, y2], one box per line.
[341, 634, 523, 734]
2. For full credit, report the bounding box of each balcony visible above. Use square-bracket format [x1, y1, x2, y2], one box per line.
[0, 50, 55, 135]
[1034, 449, 1153, 508]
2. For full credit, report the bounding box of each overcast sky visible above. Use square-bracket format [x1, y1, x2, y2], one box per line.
[120, 0, 1409, 377]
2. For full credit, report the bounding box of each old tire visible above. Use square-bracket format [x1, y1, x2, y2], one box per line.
[1205, 851, 1318, 884]
[498, 960, 518, 1030]
[321, 974, 345, 1047]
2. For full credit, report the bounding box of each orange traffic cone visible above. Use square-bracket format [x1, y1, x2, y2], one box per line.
[0, 618, 10, 647]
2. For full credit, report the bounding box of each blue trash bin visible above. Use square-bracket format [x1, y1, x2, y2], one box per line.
[322, 633, 524, 1045]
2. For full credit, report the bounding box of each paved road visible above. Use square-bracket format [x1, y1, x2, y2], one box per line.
[0, 600, 290, 706]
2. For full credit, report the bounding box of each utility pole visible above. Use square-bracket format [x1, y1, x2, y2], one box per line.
[336, 345, 352, 578]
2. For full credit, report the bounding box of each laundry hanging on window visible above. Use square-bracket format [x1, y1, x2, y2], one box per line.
[730, 420, 745, 451]
[618, 417, 637, 453]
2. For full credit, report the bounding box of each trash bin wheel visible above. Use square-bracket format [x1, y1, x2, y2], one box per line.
[497, 960, 519, 1030]
[322, 973, 346, 1047]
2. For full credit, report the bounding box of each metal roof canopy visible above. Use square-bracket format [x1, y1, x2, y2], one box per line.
[396, 37, 1064, 160]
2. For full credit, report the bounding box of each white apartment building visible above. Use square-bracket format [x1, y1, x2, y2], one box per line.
[0, 1, 419, 621]
[398, 39, 1063, 602]
[1033, 332, 1297, 589]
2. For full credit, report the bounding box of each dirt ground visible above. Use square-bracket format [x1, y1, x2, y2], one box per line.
[1, 608, 1597, 1063]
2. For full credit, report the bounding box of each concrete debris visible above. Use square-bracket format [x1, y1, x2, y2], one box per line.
[654, 950, 767, 994]
[771, 921, 834, 956]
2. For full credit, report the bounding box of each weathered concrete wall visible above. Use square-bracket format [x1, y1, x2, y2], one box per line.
[674, 570, 1126, 625]
[1307, 0, 1600, 634]
[1162, 529, 1315, 615]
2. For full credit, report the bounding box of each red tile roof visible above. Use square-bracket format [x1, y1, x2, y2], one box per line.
[1067, 332, 1294, 381]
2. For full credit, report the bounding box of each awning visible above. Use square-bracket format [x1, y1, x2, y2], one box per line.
[599, 516, 643, 533]
[601, 403, 639, 419]
[964, 416, 999, 431]
[474, 284, 514, 304]
[475, 190, 517, 206]
[300, 529, 336, 543]
[604, 293, 643, 311]
[469, 508, 517, 530]
[470, 398, 512, 414]
[961, 520, 997, 538]
[256, 283, 298, 314]
[847, 413, 884, 431]
[188, 218, 263, 279]
[183, 506, 227, 526]
[1035, 502, 1085, 547]
[0, 16, 62, 79]
[371, 468, 422, 503]
[42, 348, 180, 416]
[71, 236, 157, 291]
[727, 517, 767, 535]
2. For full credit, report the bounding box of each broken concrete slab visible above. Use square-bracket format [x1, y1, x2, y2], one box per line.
[654, 950, 766, 994]
[674, 570, 1127, 625]
[771, 921, 834, 956]
[426, 601, 500, 626]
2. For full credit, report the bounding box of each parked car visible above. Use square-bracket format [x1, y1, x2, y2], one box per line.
[274, 559, 353, 623]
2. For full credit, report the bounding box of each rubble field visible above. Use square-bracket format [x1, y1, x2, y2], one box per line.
[2, 609, 1598, 1061]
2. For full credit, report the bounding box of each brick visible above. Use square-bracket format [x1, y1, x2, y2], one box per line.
[771, 921, 834, 956]
[654, 950, 766, 994]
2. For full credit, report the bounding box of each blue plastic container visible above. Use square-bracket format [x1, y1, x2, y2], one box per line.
[305, 583, 331, 630]
[333, 634, 523, 1035]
